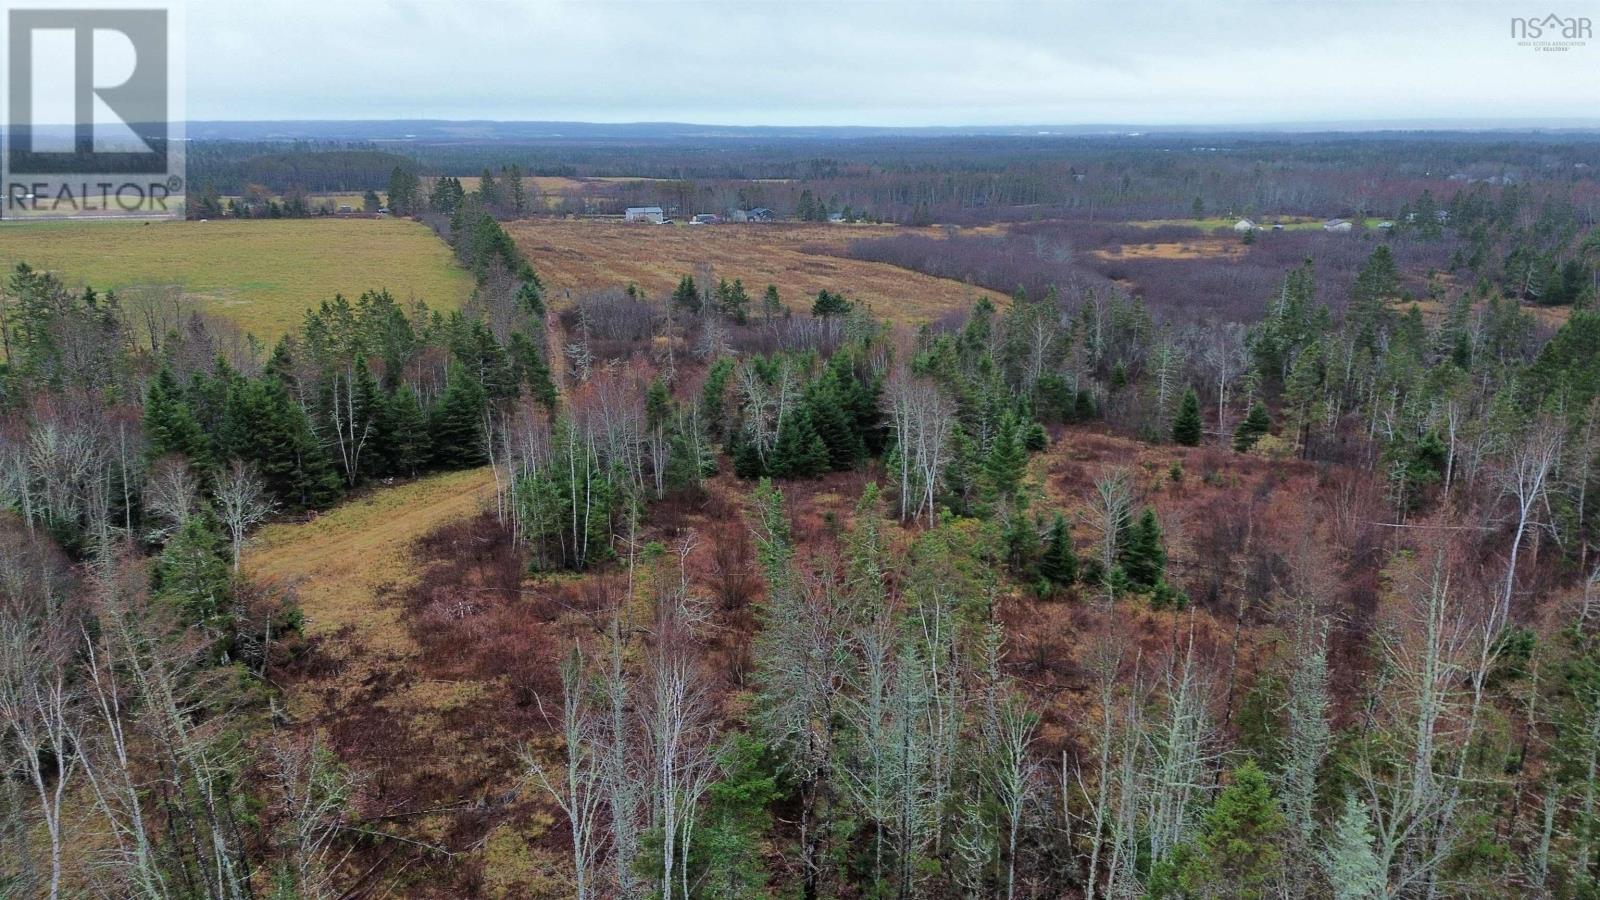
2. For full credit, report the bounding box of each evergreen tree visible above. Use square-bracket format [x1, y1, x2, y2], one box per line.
[1172, 386, 1203, 446]
[811, 289, 851, 319]
[515, 279, 545, 318]
[429, 176, 465, 215]
[152, 509, 232, 627]
[731, 430, 765, 479]
[1350, 244, 1399, 351]
[761, 284, 783, 322]
[144, 368, 213, 467]
[386, 166, 419, 215]
[383, 384, 431, 477]
[983, 412, 1028, 501]
[1178, 760, 1286, 900]
[701, 357, 736, 443]
[1118, 507, 1166, 591]
[504, 164, 527, 215]
[717, 278, 751, 324]
[429, 363, 488, 469]
[688, 735, 779, 898]
[508, 331, 558, 410]
[672, 274, 700, 312]
[1023, 419, 1049, 452]
[348, 357, 383, 482]
[645, 377, 672, 431]
[219, 376, 341, 511]
[770, 408, 829, 478]
[1039, 512, 1078, 590]
[477, 167, 501, 209]
[804, 367, 865, 470]
[1234, 400, 1272, 452]
[1324, 793, 1384, 900]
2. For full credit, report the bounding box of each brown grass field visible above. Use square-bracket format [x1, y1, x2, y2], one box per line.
[509, 219, 1001, 322]
[1091, 238, 1247, 261]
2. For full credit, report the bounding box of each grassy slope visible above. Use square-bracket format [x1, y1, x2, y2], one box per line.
[510, 219, 1002, 323]
[246, 468, 495, 717]
[0, 217, 473, 343]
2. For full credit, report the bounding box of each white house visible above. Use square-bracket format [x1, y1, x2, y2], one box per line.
[1233, 218, 1256, 232]
[1323, 218, 1354, 233]
[624, 206, 664, 224]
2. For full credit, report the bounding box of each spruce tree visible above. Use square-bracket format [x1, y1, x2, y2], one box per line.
[762, 284, 783, 321]
[1172, 386, 1203, 446]
[701, 357, 736, 443]
[805, 369, 864, 470]
[770, 408, 828, 479]
[1118, 507, 1166, 591]
[1039, 513, 1078, 589]
[731, 430, 765, 479]
[429, 363, 488, 469]
[1023, 419, 1049, 452]
[515, 279, 545, 318]
[220, 376, 341, 511]
[983, 413, 1028, 501]
[672, 275, 700, 312]
[384, 385, 431, 477]
[1324, 793, 1384, 900]
[1171, 755, 1292, 896]
[811, 289, 850, 319]
[144, 368, 213, 467]
[1234, 401, 1272, 452]
[152, 509, 233, 626]
[645, 377, 672, 431]
[718, 278, 751, 324]
[508, 331, 557, 410]
[1179, 761, 1286, 899]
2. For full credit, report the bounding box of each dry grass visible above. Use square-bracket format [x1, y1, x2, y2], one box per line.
[1092, 239, 1247, 261]
[0, 217, 473, 343]
[246, 468, 495, 718]
[509, 218, 1001, 323]
[1406, 296, 1571, 329]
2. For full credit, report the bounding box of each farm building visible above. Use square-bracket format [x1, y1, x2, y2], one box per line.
[1233, 218, 1256, 232]
[625, 206, 665, 224]
[1323, 218, 1354, 233]
[729, 207, 774, 223]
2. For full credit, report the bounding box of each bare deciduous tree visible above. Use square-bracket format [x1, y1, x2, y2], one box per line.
[213, 460, 273, 572]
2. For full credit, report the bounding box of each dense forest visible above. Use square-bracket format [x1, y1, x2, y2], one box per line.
[11, 135, 1600, 897]
[188, 131, 1600, 224]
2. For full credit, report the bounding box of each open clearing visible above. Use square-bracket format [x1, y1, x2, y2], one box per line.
[509, 218, 1001, 322]
[0, 217, 473, 342]
[1092, 239, 1247, 261]
[246, 468, 496, 719]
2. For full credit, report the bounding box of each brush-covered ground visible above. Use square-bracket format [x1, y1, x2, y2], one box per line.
[248, 421, 1345, 895]
[507, 219, 1002, 323]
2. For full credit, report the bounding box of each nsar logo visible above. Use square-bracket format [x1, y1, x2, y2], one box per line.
[1511, 13, 1592, 51]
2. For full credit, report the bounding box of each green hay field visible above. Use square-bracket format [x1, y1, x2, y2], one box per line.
[0, 217, 473, 342]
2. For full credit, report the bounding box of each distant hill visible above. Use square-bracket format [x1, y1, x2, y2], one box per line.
[183, 119, 1600, 144]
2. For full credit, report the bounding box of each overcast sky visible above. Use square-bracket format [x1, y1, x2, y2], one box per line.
[185, 1, 1600, 126]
